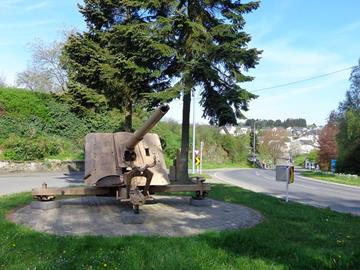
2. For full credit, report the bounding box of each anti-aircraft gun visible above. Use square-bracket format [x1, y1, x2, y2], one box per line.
[83, 104, 172, 212]
[32, 105, 210, 213]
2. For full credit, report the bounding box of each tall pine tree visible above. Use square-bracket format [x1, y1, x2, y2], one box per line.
[62, 0, 174, 130]
[63, 1, 261, 181]
[156, 1, 262, 181]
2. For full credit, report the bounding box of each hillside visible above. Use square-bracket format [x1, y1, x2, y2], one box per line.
[0, 87, 251, 167]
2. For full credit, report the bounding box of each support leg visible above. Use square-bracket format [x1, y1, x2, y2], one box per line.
[142, 169, 153, 198]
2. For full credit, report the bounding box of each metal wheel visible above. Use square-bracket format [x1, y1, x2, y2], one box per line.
[194, 190, 209, 199]
[34, 195, 55, 202]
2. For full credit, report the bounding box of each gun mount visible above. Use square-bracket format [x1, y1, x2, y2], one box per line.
[83, 105, 170, 188]
[32, 105, 210, 214]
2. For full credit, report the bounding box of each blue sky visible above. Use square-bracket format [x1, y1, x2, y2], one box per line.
[0, 0, 359, 125]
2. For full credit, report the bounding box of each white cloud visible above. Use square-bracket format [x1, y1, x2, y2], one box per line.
[167, 36, 353, 125]
[255, 73, 347, 104]
[239, 33, 355, 125]
[244, 0, 291, 43]
[0, 0, 49, 13]
[244, 37, 352, 89]
[25, 1, 48, 11]
[0, 0, 23, 9]
[335, 21, 360, 35]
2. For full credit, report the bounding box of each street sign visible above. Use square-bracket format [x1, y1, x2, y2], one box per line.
[330, 159, 337, 173]
[289, 166, 295, 184]
[276, 165, 289, 182]
[275, 165, 295, 203]
[195, 156, 200, 166]
[276, 165, 294, 183]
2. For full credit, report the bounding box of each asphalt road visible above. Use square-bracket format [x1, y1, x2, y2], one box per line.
[0, 169, 359, 216]
[210, 168, 360, 216]
[0, 172, 83, 196]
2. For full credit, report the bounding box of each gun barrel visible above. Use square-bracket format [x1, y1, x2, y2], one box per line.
[126, 105, 170, 149]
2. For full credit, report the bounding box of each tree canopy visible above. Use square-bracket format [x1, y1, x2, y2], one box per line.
[62, 0, 261, 180]
[335, 61, 360, 174]
[151, 0, 262, 180]
[62, 0, 174, 129]
[245, 118, 307, 128]
[318, 122, 338, 171]
[151, 0, 261, 125]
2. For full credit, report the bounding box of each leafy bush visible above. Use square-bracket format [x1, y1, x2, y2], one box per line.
[44, 99, 89, 140]
[219, 134, 249, 163]
[2, 135, 61, 161]
[0, 87, 125, 161]
[153, 120, 182, 163]
[336, 109, 360, 174]
[57, 82, 108, 115]
[307, 150, 319, 163]
[0, 87, 252, 165]
[83, 110, 124, 133]
[0, 88, 50, 119]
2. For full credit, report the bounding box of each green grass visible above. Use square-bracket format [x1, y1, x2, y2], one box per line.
[302, 171, 360, 187]
[189, 173, 212, 179]
[202, 161, 253, 169]
[293, 151, 318, 167]
[0, 87, 50, 119]
[294, 154, 306, 166]
[1, 185, 359, 269]
[1, 87, 252, 165]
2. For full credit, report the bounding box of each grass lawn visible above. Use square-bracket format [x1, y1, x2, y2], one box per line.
[202, 162, 253, 169]
[189, 173, 212, 179]
[302, 171, 360, 187]
[0, 185, 359, 270]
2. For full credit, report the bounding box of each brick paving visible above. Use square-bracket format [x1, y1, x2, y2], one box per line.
[9, 196, 263, 237]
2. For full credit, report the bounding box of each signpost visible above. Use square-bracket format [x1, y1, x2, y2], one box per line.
[200, 141, 204, 174]
[192, 91, 196, 174]
[276, 165, 295, 202]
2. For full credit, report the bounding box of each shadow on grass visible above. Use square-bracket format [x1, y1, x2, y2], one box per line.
[201, 184, 360, 269]
[0, 185, 359, 270]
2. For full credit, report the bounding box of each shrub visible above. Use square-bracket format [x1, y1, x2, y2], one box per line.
[2, 135, 61, 161]
[0, 88, 50, 119]
[44, 99, 89, 139]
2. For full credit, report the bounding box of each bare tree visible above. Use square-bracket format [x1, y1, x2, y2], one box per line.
[318, 123, 338, 170]
[16, 68, 54, 91]
[260, 128, 289, 166]
[0, 73, 7, 87]
[16, 39, 67, 92]
[290, 140, 302, 158]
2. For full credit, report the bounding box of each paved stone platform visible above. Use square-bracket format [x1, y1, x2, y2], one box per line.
[8, 196, 263, 237]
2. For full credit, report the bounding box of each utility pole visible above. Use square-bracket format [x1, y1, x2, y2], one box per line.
[253, 122, 256, 166]
[192, 91, 196, 174]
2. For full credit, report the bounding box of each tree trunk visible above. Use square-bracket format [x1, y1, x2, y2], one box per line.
[177, 90, 191, 183]
[124, 102, 133, 132]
